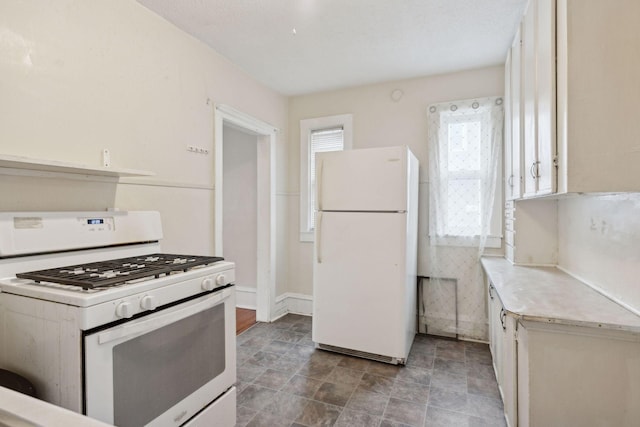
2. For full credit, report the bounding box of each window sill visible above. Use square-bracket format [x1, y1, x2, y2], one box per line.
[299, 231, 314, 243]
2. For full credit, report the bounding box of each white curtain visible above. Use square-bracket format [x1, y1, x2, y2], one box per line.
[422, 96, 503, 340]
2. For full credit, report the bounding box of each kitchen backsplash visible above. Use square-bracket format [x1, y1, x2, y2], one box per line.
[558, 193, 640, 315]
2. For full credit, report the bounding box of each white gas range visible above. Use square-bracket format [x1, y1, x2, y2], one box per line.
[0, 211, 237, 427]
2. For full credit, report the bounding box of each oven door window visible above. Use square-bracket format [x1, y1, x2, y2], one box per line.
[112, 303, 225, 427]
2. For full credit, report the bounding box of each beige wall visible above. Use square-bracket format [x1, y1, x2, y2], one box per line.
[0, 0, 288, 292]
[287, 66, 505, 297]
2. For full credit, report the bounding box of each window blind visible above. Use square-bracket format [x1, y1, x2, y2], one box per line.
[309, 126, 344, 229]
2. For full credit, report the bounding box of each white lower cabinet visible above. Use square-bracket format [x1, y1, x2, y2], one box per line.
[488, 284, 501, 378]
[488, 281, 640, 427]
[484, 259, 640, 427]
[517, 321, 640, 427]
[488, 282, 517, 427]
[502, 314, 517, 427]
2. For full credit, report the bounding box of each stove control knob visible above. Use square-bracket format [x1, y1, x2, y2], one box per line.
[202, 277, 215, 291]
[115, 302, 134, 319]
[215, 275, 226, 286]
[140, 295, 157, 311]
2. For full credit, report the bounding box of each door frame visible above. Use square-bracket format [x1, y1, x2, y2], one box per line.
[214, 104, 277, 322]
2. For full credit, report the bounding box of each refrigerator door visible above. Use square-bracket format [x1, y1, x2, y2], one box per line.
[312, 211, 413, 360]
[316, 146, 409, 212]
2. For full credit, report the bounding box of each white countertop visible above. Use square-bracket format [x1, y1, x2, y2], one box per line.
[0, 387, 113, 427]
[481, 257, 640, 333]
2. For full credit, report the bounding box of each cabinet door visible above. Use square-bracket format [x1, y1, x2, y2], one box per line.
[517, 324, 530, 427]
[488, 284, 517, 425]
[502, 315, 517, 427]
[535, 0, 556, 194]
[510, 26, 523, 200]
[488, 283, 498, 358]
[489, 287, 504, 387]
[521, 0, 538, 198]
[517, 320, 640, 426]
[488, 283, 500, 377]
[522, 0, 557, 198]
[504, 49, 513, 201]
[558, 0, 640, 193]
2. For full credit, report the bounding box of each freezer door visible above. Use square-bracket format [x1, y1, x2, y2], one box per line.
[316, 146, 409, 212]
[312, 211, 412, 359]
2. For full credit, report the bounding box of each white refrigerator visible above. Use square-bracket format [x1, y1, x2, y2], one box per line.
[312, 145, 419, 364]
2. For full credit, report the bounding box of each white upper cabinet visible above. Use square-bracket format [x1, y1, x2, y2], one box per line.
[521, 0, 556, 198]
[504, 50, 513, 201]
[504, 26, 523, 201]
[534, 0, 556, 195]
[506, 0, 640, 198]
[557, 0, 640, 193]
[521, 2, 537, 198]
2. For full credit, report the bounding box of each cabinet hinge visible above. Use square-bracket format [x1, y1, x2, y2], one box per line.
[553, 155, 559, 167]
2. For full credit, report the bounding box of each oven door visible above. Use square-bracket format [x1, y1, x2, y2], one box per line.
[84, 287, 236, 427]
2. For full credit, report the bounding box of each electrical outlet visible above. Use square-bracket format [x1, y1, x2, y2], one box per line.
[187, 145, 210, 155]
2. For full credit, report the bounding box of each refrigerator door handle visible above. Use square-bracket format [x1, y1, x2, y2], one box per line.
[316, 211, 323, 264]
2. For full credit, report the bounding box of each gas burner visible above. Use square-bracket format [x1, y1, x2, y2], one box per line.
[16, 254, 224, 290]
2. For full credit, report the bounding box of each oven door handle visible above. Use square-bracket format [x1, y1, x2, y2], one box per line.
[97, 288, 231, 345]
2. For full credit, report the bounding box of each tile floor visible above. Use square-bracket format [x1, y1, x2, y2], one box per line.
[235, 314, 506, 427]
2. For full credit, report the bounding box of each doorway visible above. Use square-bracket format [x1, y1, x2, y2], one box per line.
[214, 105, 276, 322]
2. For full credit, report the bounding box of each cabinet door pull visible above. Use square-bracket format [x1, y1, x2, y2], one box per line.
[508, 175, 514, 188]
[500, 308, 507, 331]
[530, 162, 537, 179]
[489, 285, 494, 300]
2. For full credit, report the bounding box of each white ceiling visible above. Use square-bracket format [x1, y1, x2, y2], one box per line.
[136, 0, 527, 96]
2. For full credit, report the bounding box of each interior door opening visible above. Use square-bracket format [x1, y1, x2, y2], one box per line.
[214, 105, 276, 323]
[223, 124, 258, 311]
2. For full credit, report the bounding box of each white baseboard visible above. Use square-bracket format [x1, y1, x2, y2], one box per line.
[279, 292, 313, 316]
[235, 286, 257, 310]
[272, 292, 313, 320]
[235, 287, 313, 320]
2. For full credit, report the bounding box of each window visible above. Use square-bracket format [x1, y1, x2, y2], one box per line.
[308, 127, 343, 229]
[428, 98, 503, 248]
[299, 114, 353, 242]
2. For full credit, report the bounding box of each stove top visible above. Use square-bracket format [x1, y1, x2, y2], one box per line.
[16, 253, 224, 290]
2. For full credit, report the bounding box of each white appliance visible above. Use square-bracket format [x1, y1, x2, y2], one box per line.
[0, 211, 236, 427]
[312, 145, 419, 364]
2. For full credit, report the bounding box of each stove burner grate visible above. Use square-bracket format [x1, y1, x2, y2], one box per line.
[16, 254, 224, 290]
